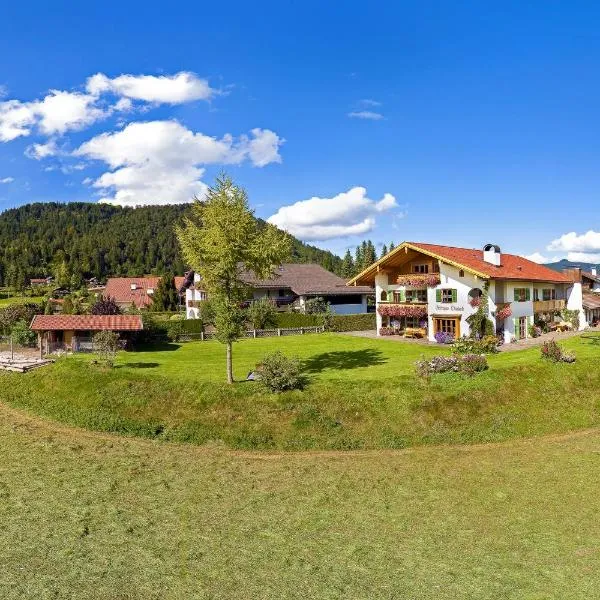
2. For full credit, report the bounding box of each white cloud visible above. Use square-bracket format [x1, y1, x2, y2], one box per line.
[0, 71, 218, 146]
[86, 71, 216, 104]
[563, 252, 600, 263]
[267, 186, 398, 241]
[0, 176, 14, 184]
[25, 139, 59, 160]
[347, 110, 384, 121]
[0, 100, 36, 141]
[548, 230, 600, 253]
[75, 120, 283, 206]
[360, 99, 381, 107]
[34, 90, 107, 135]
[525, 252, 551, 264]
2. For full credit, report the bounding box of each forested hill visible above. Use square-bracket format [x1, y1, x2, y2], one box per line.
[0, 202, 343, 287]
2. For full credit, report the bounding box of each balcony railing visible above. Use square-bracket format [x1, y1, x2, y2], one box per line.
[533, 299, 565, 313]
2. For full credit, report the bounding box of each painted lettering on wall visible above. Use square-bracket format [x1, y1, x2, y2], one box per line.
[435, 304, 465, 312]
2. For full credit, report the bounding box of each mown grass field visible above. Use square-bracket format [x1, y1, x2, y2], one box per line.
[0, 295, 45, 307]
[1, 401, 600, 599]
[2, 332, 600, 450]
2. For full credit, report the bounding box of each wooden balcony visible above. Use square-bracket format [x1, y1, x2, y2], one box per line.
[533, 299, 565, 313]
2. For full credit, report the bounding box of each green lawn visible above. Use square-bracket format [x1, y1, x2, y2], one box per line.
[0, 295, 45, 307]
[2, 332, 600, 450]
[2, 400, 600, 599]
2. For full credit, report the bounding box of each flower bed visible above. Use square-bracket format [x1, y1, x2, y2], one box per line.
[396, 273, 440, 287]
[415, 353, 488, 377]
[378, 304, 428, 318]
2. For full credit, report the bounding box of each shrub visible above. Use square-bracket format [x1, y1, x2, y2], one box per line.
[10, 320, 37, 347]
[246, 298, 277, 329]
[528, 324, 542, 338]
[540, 339, 576, 363]
[434, 331, 454, 344]
[93, 330, 120, 367]
[304, 297, 329, 315]
[274, 312, 324, 328]
[453, 335, 498, 354]
[561, 308, 580, 331]
[458, 353, 489, 376]
[259, 351, 304, 392]
[91, 296, 121, 315]
[415, 353, 488, 378]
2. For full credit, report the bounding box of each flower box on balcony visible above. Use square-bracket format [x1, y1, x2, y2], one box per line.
[378, 303, 428, 318]
[495, 303, 512, 320]
[396, 273, 440, 287]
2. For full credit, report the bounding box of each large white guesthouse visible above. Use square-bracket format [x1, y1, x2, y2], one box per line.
[348, 242, 586, 343]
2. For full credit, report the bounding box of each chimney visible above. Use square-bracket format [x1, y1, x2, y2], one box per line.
[483, 243, 501, 267]
[130, 283, 137, 290]
[592, 267, 598, 277]
[563, 267, 582, 283]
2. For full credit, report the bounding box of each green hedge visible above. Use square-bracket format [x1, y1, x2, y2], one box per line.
[274, 312, 375, 331]
[329, 313, 375, 332]
[273, 313, 324, 328]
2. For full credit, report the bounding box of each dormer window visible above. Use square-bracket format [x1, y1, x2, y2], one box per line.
[147, 289, 154, 295]
[130, 284, 137, 290]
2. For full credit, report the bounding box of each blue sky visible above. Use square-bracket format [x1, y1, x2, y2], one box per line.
[1, 1, 600, 262]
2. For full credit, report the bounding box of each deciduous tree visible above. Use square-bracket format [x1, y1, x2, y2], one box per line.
[176, 175, 291, 383]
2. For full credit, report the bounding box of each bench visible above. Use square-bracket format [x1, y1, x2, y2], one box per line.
[404, 327, 427, 339]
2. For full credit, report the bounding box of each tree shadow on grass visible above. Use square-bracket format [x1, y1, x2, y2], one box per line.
[581, 334, 600, 346]
[302, 349, 387, 374]
[116, 362, 160, 369]
[134, 342, 182, 352]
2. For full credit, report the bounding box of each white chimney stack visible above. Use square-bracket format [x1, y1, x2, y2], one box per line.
[483, 243, 501, 267]
[592, 267, 597, 277]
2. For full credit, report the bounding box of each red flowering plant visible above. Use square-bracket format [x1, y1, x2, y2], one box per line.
[468, 296, 481, 308]
[396, 273, 440, 287]
[495, 303, 512, 321]
[378, 304, 428, 318]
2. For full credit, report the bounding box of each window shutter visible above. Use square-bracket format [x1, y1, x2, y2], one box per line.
[514, 288, 519, 302]
[452, 289, 457, 303]
[514, 320, 519, 339]
[400, 289, 406, 302]
[436, 289, 442, 302]
[525, 288, 531, 301]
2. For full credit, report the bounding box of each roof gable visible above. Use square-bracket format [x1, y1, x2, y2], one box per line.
[347, 241, 571, 286]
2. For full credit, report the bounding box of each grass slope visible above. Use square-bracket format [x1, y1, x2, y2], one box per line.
[0, 295, 44, 307]
[1, 402, 600, 598]
[2, 333, 600, 450]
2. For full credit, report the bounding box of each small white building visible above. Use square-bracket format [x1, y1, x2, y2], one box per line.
[347, 242, 587, 343]
[180, 264, 372, 319]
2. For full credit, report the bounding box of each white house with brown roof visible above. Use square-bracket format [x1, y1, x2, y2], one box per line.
[348, 242, 586, 343]
[180, 264, 372, 319]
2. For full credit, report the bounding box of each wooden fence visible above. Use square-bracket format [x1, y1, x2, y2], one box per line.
[176, 325, 325, 342]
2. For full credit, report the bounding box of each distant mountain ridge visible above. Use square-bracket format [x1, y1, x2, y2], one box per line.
[545, 258, 599, 274]
[0, 202, 344, 288]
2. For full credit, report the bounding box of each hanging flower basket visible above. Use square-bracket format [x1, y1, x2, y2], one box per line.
[378, 304, 428, 318]
[396, 273, 440, 287]
[495, 303, 512, 320]
[468, 296, 481, 308]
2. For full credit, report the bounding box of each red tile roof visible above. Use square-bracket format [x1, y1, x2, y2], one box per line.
[174, 276, 186, 292]
[408, 242, 570, 282]
[30, 315, 143, 331]
[349, 242, 571, 285]
[104, 277, 161, 308]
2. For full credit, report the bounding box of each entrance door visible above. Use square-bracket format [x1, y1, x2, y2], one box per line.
[519, 316, 527, 339]
[434, 317, 460, 340]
